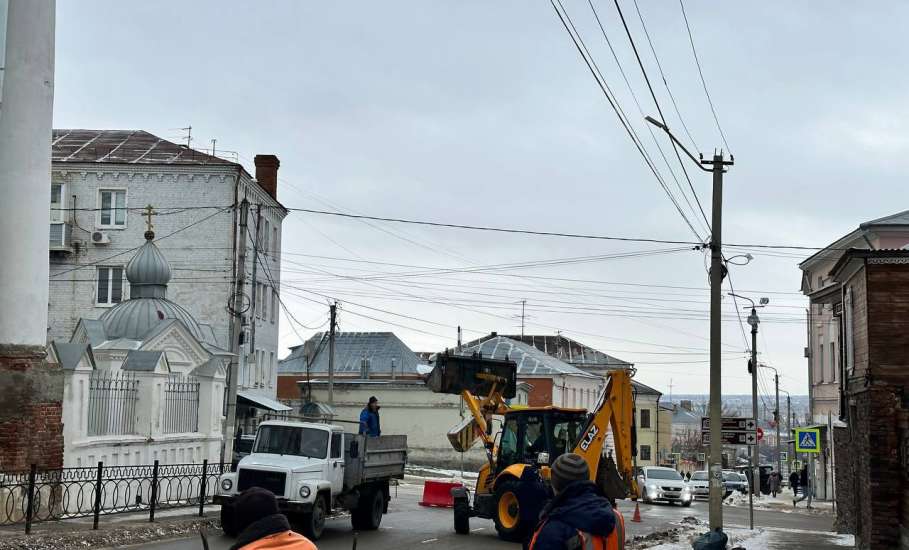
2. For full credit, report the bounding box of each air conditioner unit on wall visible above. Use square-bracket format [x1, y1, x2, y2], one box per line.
[92, 231, 111, 245]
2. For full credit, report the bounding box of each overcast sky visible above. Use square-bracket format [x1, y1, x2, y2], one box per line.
[53, 1, 909, 396]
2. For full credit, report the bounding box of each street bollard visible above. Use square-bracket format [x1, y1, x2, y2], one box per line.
[149, 460, 159, 523]
[198, 459, 208, 517]
[92, 462, 103, 530]
[24, 464, 37, 535]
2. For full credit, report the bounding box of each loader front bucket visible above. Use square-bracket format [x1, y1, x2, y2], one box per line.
[425, 353, 518, 399]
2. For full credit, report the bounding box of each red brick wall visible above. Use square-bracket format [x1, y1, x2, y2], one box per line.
[0, 347, 64, 472]
[277, 375, 304, 400]
[523, 377, 553, 407]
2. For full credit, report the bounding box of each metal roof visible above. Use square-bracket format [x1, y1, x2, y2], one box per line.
[122, 350, 165, 371]
[278, 332, 421, 376]
[859, 209, 909, 228]
[237, 390, 293, 412]
[459, 336, 597, 378]
[52, 130, 235, 166]
[52, 342, 95, 370]
[485, 334, 633, 369]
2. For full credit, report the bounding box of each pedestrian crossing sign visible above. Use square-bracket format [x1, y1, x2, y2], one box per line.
[794, 428, 821, 453]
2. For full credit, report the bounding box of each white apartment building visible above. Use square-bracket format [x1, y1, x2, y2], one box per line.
[48, 130, 287, 410]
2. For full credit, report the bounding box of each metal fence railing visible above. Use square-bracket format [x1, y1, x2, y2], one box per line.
[88, 371, 139, 436]
[0, 461, 231, 533]
[163, 375, 200, 434]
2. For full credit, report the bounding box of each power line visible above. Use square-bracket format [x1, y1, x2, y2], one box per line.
[550, 0, 705, 242]
[608, 0, 711, 233]
[678, 0, 732, 153]
[584, 0, 709, 237]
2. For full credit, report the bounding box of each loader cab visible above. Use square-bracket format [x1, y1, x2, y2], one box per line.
[496, 408, 587, 473]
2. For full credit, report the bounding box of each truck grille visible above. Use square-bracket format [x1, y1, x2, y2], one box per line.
[238, 469, 286, 497]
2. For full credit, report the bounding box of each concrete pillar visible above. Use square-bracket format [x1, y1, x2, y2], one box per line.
[0, 0, 55, 346]
[0, 1, 62, 472]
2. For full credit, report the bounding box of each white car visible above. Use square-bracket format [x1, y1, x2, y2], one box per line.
[688, 470, 710, 500]
[636, 466, 693, 506]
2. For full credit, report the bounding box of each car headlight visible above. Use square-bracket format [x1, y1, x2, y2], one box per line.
[299, 486, 311, 498]
[221, 479, 233, 491]
[646, 483, 659, 493]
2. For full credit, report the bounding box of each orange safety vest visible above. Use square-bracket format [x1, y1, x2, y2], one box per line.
[235, 530, 318, 550]
[529, 509, 625, 550]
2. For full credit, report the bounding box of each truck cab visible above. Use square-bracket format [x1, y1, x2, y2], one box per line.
[215, 420, 406, 540]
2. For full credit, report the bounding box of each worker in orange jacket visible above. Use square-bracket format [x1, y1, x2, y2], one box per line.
[229, 488, 316, 550]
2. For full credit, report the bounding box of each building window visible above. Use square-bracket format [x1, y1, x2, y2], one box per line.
[640, 445, 652, 461]
[98, 189, 127, 227]
[96, 267, 124, 305]
[829, 341, 836, 382]
[271, 289, 277, 323]
[844, 287, 854, 374]
[273, 226, 278, 256]
[817, 343, 825, 383]
[268, 351, 275, 388]
[263, 220, 270, 256]
[262, 285, 269, 321]
[50, 183, 65, 223]
[640, 409, 651, 429]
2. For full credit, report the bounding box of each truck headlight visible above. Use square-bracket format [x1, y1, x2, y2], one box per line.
[299, 486, 311, 498]
[221, 479, 233, 491]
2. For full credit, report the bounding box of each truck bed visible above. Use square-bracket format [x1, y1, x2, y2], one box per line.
[344, 434, 407, 489]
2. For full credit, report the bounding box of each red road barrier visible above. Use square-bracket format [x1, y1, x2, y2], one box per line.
[419, 480, 462, 508]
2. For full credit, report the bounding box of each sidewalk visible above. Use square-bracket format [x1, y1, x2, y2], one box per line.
[0, 509, 219, 550]
[723, 490, 835, 516]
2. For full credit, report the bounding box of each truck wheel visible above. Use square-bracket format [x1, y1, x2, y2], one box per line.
[493, 479, 528, 542]
[220, 504, 238, 537]
[351, 487, 383, 531]
[454, 498, 470, 535]
[301, 494, 327, 540]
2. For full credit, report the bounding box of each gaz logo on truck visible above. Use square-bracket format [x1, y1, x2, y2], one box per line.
[579, 424, 599, 451]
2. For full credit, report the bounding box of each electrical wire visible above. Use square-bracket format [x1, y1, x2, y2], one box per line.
[551, 0, 705, 242]
[678, 0, 732, 153]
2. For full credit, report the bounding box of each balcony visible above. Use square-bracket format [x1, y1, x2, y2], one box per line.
[49, 222, 74, 252]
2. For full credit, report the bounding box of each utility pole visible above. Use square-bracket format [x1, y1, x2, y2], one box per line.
[645, 117, 733, 533]
[747, 307, 758, 530]
[775, 373, 781, 485]
[457, 325, 462, 350]
[328, 302, 337, 405]
[786, 394, 791, 472]
[706, 152, 732, 532]
[520, 299, 526, 339]
[223, 198, 249, 463]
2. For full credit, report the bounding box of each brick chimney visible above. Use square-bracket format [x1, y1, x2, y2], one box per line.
[254, 154, 280, 200]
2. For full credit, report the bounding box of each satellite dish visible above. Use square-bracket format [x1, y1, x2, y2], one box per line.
[759, 297, 770, 305]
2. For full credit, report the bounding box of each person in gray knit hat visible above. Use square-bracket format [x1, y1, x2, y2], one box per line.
[527, 453, 618, 550]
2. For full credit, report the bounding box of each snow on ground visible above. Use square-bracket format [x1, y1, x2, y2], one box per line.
[723, 490, 834, 515]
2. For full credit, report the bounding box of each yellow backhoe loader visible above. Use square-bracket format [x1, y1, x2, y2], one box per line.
[426, 352, 638, 542]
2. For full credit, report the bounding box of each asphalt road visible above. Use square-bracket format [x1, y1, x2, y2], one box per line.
[133, 484, 836, 550]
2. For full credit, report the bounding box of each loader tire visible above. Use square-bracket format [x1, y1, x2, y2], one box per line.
[493, 479, 529, 542]
[454, 497, 470, 534]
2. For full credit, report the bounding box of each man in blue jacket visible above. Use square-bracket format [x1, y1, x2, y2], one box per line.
[528, 453, 618, 550]
[359, 396, 381, 437]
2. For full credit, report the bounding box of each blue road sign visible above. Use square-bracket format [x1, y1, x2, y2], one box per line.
[794, 428, 821, 453]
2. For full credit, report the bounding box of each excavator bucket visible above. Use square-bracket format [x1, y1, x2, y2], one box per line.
[597, 455, 635, 503]
[426, 353, 517, 399]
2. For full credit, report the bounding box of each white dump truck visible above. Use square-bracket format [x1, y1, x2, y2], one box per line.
[215, 420, 407, 540]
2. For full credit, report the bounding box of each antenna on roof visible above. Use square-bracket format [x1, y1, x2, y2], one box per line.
[211, 139, 217, 158]
[179, 125, 192, 148]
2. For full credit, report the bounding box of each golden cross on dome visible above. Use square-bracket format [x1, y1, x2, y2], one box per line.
[143, 204, 156, 233]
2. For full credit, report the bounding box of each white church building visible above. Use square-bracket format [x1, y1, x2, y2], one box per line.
[52, 224, 227, 467]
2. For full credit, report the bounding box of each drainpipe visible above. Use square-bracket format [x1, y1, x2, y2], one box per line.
[656, 395, 660, 465]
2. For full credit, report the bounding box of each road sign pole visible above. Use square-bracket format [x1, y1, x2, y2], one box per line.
[749, 315, 758, 530]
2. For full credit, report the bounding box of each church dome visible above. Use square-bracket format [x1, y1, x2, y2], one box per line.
[99, 227, 205, 342]
[100, 298, 206, 341]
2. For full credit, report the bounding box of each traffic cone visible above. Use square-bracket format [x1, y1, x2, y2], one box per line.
[632, 502, 642, 522]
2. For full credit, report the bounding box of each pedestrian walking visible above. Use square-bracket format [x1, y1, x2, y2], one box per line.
[229, 488, 316, 550]
[769, 470, 780, 498]
[789, 469, 800, 497]
[527, 453, 621, 550]
[359, 396, 381, 437]
[793, 466, 812, 508]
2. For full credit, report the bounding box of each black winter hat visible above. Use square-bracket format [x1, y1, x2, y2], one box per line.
[234, 487, 280, 533]
[551, 453, 590, 494]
